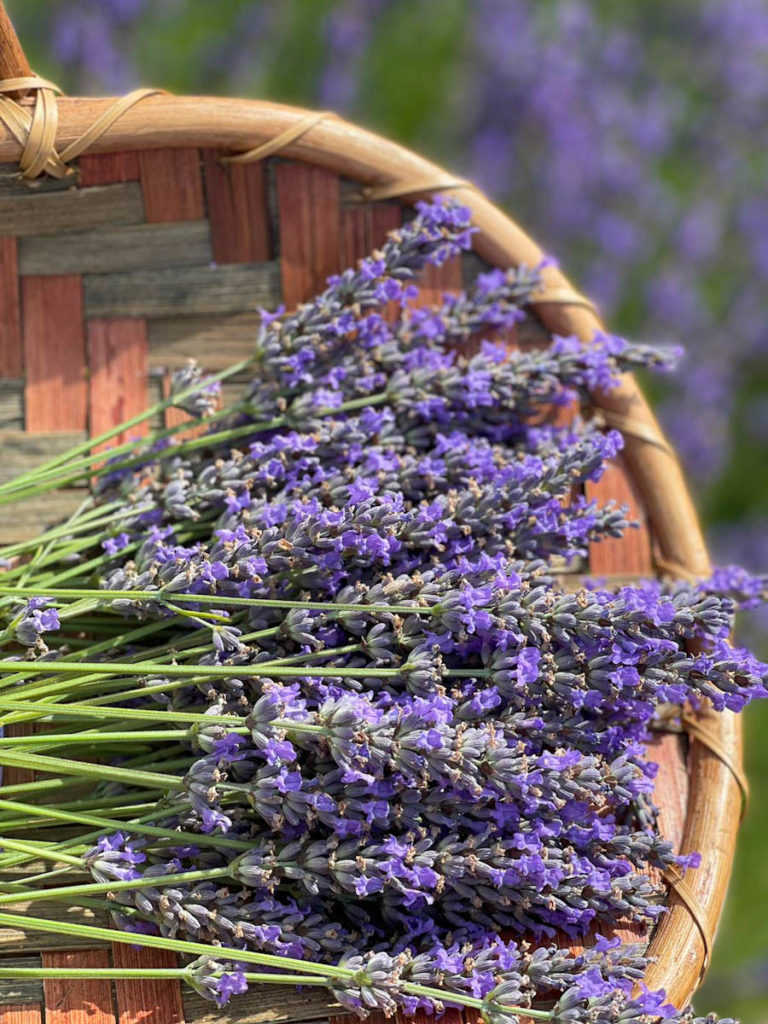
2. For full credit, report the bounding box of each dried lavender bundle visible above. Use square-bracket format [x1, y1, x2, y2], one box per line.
[0, 200, 763, 1024]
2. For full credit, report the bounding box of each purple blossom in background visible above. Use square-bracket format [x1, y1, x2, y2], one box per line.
[319, 0, 387, 109]
[49, 0, 157, 92]
[456, 0, 768, 500]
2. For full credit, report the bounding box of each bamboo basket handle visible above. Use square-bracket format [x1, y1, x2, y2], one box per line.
[0, 1, 32, 100]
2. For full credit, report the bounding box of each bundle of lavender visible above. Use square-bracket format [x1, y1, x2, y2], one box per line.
[0, 200, 764, 1024]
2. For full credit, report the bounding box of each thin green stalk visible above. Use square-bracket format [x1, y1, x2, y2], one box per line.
[0, 968, 329, 987]
[0, 790, 158, 820]
[0, 621, 332, 717]
[0, 909, 551, 1018]
[0, 502, 146, 561]
[0, 618, 235, 711]
[0, 908, 352, 977]
[0, 750, 185, 790]
[0, 728, 248, 746]
[0, 697, 249, 726]
[0, 585, 427, 616]
[0, 802, 160, 831]
[0, 534, 133, 583]
[0, 391, 391, 505]
[0, 837, 84, 867]
[0, 788, 188, 874]
[0, 775, 89, 798]
[0, 659, 402, 680]
[0, 415, 270, 504]
[0, 865, 233, 906]
[1, 496, 100, 601]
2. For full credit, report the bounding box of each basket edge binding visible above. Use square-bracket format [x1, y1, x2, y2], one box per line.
[0, 92, 742, 1008]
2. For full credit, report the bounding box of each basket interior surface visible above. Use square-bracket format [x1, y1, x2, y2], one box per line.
[0, 128, 728, 1024]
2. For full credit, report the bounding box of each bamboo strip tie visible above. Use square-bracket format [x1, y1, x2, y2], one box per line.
[220, 109, 337, 164]
[0, 75, 163, 180]
[681, 712, 750, 818]
[662, 864, 714, 977]
[0, 75, 747, 1000]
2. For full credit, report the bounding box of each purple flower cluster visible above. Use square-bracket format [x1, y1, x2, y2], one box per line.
[56, 202, 760, 1023]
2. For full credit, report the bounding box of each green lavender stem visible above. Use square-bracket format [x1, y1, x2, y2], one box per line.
[0, 659, 402, 680]
[0, 968, 330, 986]
[0, 585, 427, 616]
[0, 750, 185, 790]
[0, 864, 234, 906]
[0, 697, 250, 726]
[0, 909, 553, 1020]
[0, 502, 148, 561]
[0, 728, 250, 746]
[0, 837, 85, 867]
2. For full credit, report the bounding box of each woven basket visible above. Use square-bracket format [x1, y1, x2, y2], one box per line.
[0, 7, 744, 1024]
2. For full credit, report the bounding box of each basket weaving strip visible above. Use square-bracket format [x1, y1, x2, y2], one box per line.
[87, 319, 149, 442]
[0, 237, 21, 376]
[41, 950, 114, 1024]
[139, 148, 204, 223]
[78, 152, 140, 188]
[21, 274, 86, 431]
[0, 1004, 42, 1024]
[112, 947, 184, 1024]
[586, 455, 653, 576]
[276, 162, 342, 305]
[202, 152, 270, 264]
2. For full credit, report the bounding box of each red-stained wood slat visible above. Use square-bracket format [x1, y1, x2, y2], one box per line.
[78, 152, 140, 188]
[202, 150, 270, 264]
[22, 275, 87, 432]
[586, 454, 653, 576]
[340, 204, 403, 321]
[87, 319, 149, 443]
[276, 163, 340, 307]
[414, 258, 463, 308]
[112, 947, 183, 1024]
[0, 237, 22, 376]
[139, 148, 204, 223]
[0, 1005, 43, 1024]
[330, 1011, 398, 1024]
[42, 950, 115, 1024]
[370, 205, 402, 248]
[340, 203, 401, 266]
[1, 720, 35, 785]
[340, 206, 369, 269]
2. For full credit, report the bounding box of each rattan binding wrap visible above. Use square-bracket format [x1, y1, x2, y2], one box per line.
[0, 28, 743, 1024]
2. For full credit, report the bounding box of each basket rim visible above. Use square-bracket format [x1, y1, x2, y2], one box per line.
[0, 92, 743, 1007]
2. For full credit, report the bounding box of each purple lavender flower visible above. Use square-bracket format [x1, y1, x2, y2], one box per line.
[169, 361, 221, 417]
[13, 597, 61, 647]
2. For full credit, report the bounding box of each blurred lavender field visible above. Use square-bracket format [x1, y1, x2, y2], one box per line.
[6, 0, 768, 1017]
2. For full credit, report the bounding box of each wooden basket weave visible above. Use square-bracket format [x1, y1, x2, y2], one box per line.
[0, 7, 744, 1024]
